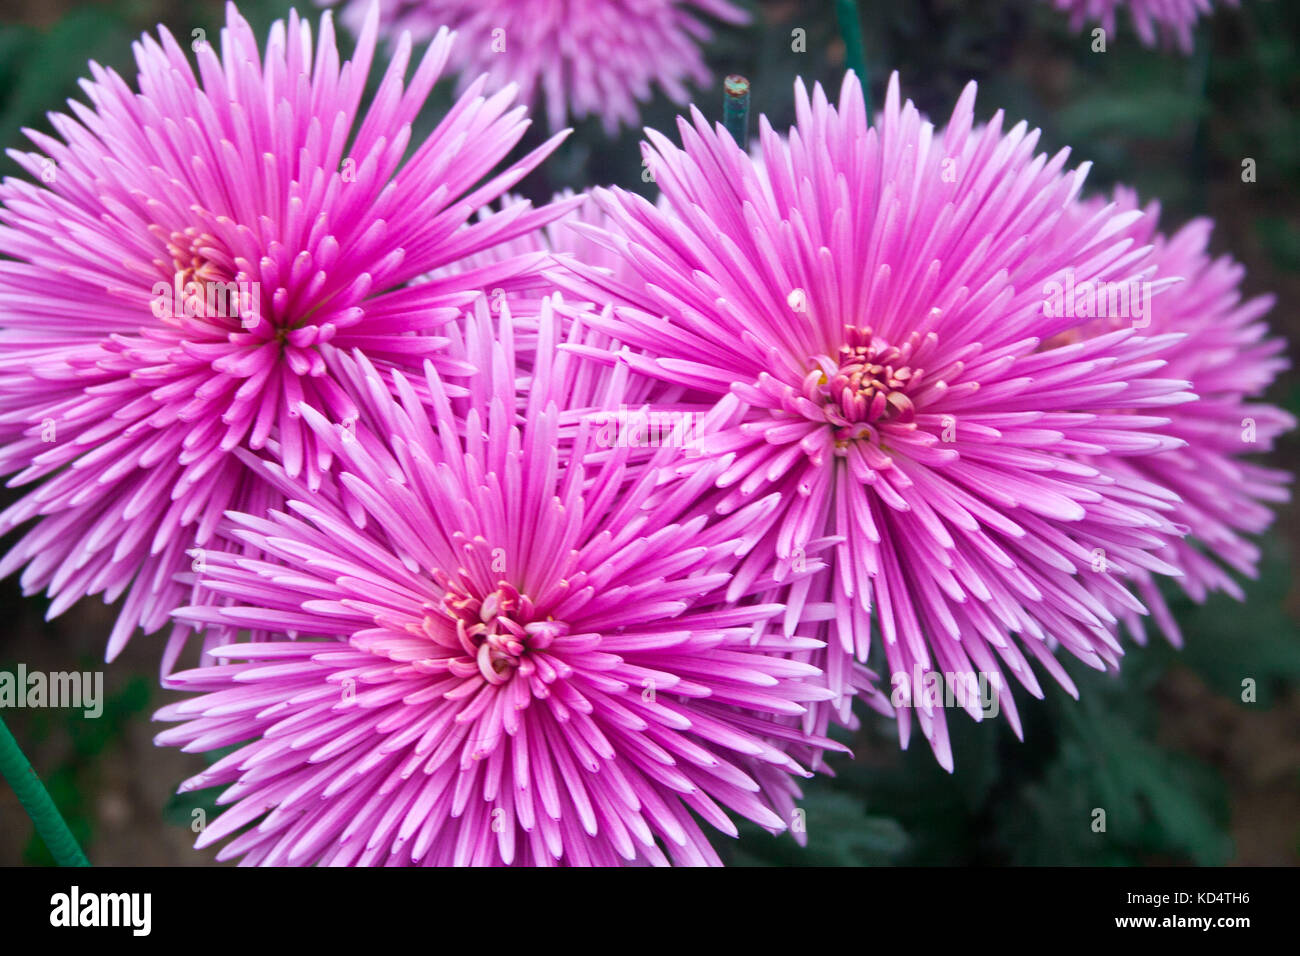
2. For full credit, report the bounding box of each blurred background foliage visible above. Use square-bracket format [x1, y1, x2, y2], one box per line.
[0, 0, 1296, 865]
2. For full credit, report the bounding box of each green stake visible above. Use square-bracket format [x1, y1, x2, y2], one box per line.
[834, 0, 871, 117]
[0, 713, 89, 866]
[723, 74, 751, 149]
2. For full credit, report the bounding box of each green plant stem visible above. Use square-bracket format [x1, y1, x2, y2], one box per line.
[0, 713, 89, 866]
[723, 74, 750, 149]
[834, 0, 870, 115]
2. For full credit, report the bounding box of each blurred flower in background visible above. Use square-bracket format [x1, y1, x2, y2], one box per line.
[324, 0, 751, 132]
[1044, 0, 1239, 52]
[1062, 186, 1292, 646]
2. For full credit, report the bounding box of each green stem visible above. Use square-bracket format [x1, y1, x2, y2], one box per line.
[834, 0, 870, 115]
[723, 74, 751, 149]
[0, 713, 89, 866]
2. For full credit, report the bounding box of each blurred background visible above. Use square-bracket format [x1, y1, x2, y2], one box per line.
[0, 0, 1296, 865]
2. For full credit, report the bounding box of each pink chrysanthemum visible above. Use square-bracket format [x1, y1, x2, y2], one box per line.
[1045, 0, 1238, 52]
[327, 0, 750, 133]
[1063, 188, 1292, 644]
[0, 3, 570, 664]
[556, 72, 1203, 768]
[154, 298, 838, 866]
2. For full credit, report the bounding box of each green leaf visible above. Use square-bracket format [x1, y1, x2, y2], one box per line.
[727, 786, 910, 867]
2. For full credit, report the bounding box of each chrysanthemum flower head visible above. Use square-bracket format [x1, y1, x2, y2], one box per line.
[556, 71, 1202, 769]
[0, 2, 571, 664]
[153, 297, 839, 865]
[1061, 187, 1291, 644]
[327, 0, 750, 133]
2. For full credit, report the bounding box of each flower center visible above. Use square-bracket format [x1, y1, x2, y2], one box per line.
[166, 228, 228, 292]
[805, 327, 923, 440]
[441, 581, 562, 684]
[154, 226, 265, 332]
